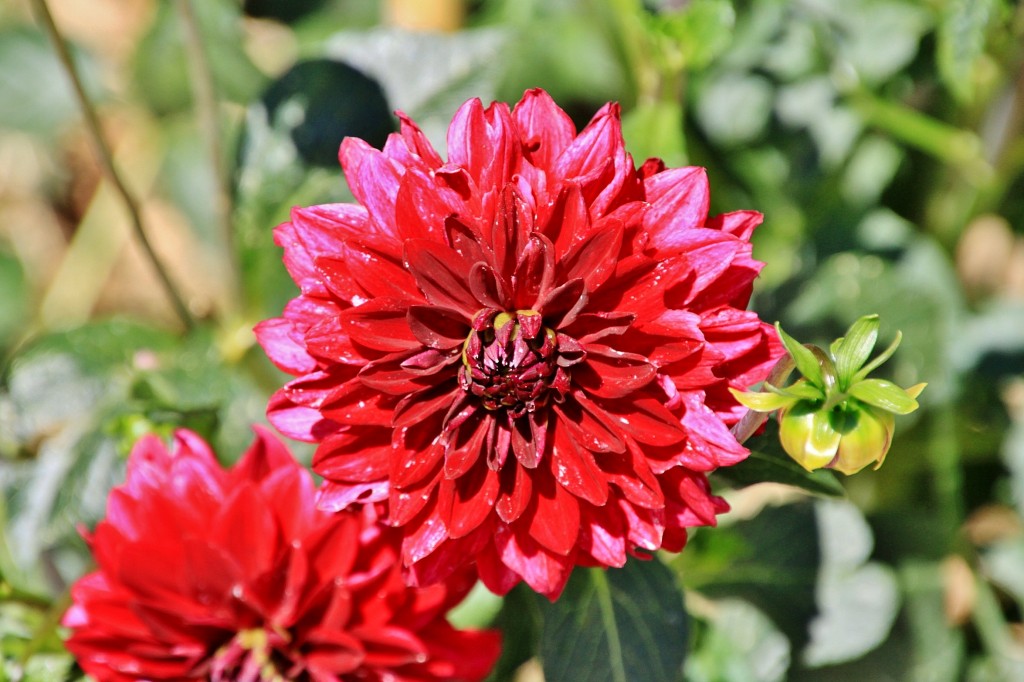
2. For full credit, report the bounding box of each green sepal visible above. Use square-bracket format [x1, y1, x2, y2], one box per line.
[765, 380, 825, 401]
[729, 388, 796, 412]
[849, 378, 920, 415]
[833, 314, 879, 389]
[775, 323, 825, 389]
[851, 330, 903, 384]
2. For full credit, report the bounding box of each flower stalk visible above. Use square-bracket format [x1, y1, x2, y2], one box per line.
[31, 0, 197, 331]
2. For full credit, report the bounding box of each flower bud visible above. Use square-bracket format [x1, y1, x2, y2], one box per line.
[731, 315, 925, 476]
[778, 400, 896, 475]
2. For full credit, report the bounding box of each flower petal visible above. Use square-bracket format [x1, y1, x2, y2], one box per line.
[642, 166, 710, 248]
[575, 344, 657, 399]
[404, 239, 481, 316]
[551, 423, 608, 506]
[512, 88, 576, 174]
[335, 298, 419, 353]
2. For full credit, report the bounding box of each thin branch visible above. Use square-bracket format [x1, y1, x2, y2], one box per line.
[31, 0, 197, 331]
[176, 0, 239, 311]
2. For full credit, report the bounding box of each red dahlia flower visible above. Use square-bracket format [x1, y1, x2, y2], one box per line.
[256, 89, 782, 598]
[63, 428, 500, 682]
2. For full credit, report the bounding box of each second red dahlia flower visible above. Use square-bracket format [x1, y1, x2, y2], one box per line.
[256, 89, 782, 598]
[63, 428, 499, 681]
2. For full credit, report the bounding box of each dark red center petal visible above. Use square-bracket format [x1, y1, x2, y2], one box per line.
[458, 310, 581, 418]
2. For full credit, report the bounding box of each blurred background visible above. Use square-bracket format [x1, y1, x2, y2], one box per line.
[1, 0, 1024, 680]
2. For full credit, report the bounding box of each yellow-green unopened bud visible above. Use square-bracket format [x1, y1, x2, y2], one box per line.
[731, 313, 926, 477]
[779, 402, 897, 475]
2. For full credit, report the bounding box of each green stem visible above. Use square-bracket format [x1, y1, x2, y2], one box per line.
[849, 90, 987, 170]
[597, 0, 659, 106]
[19, 589, 71, 665]
[930, 401, 963, 541]
[31, 0, 197, 331]
[176, 0, 239, 314]
[0, 581, 52, 611]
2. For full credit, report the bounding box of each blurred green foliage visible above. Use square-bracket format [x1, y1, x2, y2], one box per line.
[2, 0, 1024, 679]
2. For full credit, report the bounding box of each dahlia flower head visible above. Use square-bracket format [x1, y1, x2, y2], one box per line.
[256, 88, 782, 599]
[63, 428, 500, 682]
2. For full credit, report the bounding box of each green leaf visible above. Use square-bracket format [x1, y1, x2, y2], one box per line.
[5, 320, 176, 440]
[233, 98, 352, 319]
[260, 59, 394, 168]
[937, 0, 998, 103]
[833, 0, 932, 85]
[133, 0, 264, 114]
[690, 502, 821, 652]
[538, 561, 687, 682]
[0, 320, 272, 598]
[694, 72, 774, 146]
[20, 653, 76, 682]
[487, 584, 543, 682]
[0, 27, 104, 137]
[323, 27, 509, 135]
[0, 250, 29, 350]
[803, 500, 900, 666]
[775, 323, 825, 389]
[651, 0, 735, 71]
[833, 314, 879, 389]
[686, 599, 790, 682]
[720, 429, 845, 498]
[849, 378, 919, 415]
[901, 561, 965, 682]
[446, 580, 503, 630]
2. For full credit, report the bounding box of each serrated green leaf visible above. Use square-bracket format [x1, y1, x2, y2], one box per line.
[833, 314, 879, 389]
[775, 323, 825, 389]
[0, 320, 273, 598]
[849, 378, 920, 415]
[539, 561, 687, 682]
